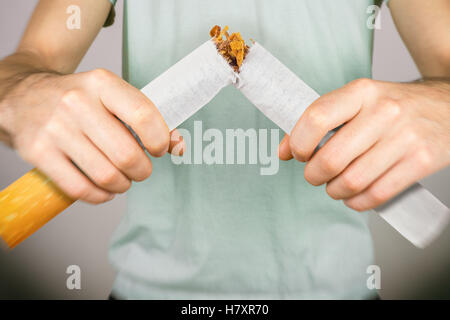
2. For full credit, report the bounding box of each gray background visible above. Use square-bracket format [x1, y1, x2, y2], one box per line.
[0, 1, 449, 299]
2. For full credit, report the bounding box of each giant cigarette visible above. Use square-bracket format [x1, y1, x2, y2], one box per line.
[1, 27, 448, 250]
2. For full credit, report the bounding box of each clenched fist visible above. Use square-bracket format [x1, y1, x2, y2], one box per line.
[279, 78, 450, 211]
[0, 69, 184, 204]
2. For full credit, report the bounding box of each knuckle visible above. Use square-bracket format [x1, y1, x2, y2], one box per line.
[133, 103, 155, 127]
[60, 90, 83, 110]
[375, 99, 402, 121]
[28, 138, 49, 160]
[318, 155, 340, 177]
[350, 78, 377, 94]
[341, 172, 364, 193]
[67, 183, 91, 200]
[135, 165, 152, 181]
[115, 148, 140, 169]
[95, 168, 120, 188]
[369, 186, 390, 205]
[112, 178, 131, 194]
[289, 138, 308, 161]
[303, 165, 321, 186]
[401, 127, 419, 145]
[304, 107, 328, 132]
[325, 183, 340, 200]
[119, 179, 132, 193]
[89, 68, 114, 82]
[415, 147, 433, 169]
[44, 119, 63, 138]
[352, 78, 372, 86]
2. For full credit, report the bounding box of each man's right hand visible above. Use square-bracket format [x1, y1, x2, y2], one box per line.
[0, 0, 185, 204]
[0, 69, 184, 203]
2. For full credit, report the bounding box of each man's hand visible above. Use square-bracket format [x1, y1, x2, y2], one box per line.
[278, 0, 450, 212]
[0, 0, 184, 204]
[0, 69, 185, 204]
[278, 79, 450, 211]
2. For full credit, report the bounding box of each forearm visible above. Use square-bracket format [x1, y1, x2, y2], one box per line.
[0, 0, 114, 146]
[281, 76, 450, 211]
[417, 77, 450, 87]
[389, 0, 450, 77]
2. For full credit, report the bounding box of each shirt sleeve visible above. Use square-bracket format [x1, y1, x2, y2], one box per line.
[103, 0, 117, 27]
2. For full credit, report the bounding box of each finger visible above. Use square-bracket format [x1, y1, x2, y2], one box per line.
[278, 134, 293, 161]
[304, 100, 399, 186]
[343, 149, 434, 212]
[290, 79, 377, 162]
[62, 90, 153, 182]
[169, 129, 185, 156]
[90, 69, 170, 157]
[326, 130, 411, 200]
[51, 123, 131, 193]
[35, 146, 114, 204]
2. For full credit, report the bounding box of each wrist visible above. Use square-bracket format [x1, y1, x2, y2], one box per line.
[0, 71, 58, 147]
[414, 77, 450, 90]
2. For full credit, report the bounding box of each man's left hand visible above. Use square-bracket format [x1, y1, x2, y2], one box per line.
[278, 78, 450, 211]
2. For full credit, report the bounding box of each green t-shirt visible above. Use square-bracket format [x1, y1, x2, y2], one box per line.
[109, 0, 381, 299]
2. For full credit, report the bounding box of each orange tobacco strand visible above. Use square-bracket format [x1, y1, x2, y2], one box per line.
[209, 25, 249, 72]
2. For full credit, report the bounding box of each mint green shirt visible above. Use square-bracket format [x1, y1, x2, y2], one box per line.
[109, 0, 381, 299]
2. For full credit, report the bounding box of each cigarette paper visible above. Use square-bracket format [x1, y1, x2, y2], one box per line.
[236, 42, 320, 134]
[236, 42, 450, 248]
[142, 40, 236, 131]
[377, 184, 450, 248]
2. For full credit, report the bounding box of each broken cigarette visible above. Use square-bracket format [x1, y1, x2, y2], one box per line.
[1, 25, 448, 250]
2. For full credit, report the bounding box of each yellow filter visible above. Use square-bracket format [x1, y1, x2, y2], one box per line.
[0, 168, 74, 248]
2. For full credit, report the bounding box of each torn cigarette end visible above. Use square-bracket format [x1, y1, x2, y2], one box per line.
[210, 25, 249, 72]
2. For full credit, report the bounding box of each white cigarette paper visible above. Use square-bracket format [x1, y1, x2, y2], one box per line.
[236, 43, 320, 134]
[236, 42, 450, 248]
[141, 40, 237, 131]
